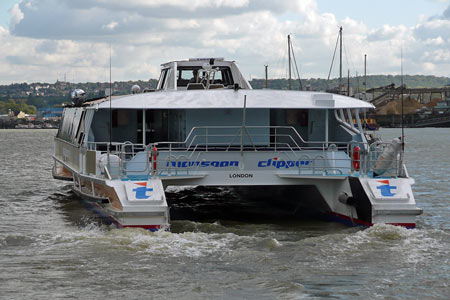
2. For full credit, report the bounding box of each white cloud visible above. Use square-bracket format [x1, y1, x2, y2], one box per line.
[9, 3, 24, 30]
[95, 0, 250, 10]
[103, 22, 119, 31]
[0, 26, 7, 36]
[423, 62, 436, 72]
[425, 36, 445, 45]
[2, 0, 450, 84]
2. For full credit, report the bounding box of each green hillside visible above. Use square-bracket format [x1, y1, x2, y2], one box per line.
[250, 75, 450, 91]
[1, 75, 449, 113]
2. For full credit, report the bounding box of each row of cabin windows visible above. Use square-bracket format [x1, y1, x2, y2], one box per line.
[60, 108, 357, 148]
[91, 108, 313, 146]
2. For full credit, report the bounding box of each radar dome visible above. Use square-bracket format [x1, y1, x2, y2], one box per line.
[71, 89, 86, 106]
[131, 85, 141, 94]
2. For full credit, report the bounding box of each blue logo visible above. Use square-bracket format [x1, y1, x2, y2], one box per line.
[167, 160, 239, 168]
[257, 158, 311, 169]
[165, 158, 311, 169]
[132, 183, 153, 199]
[376, 180, 396, 197]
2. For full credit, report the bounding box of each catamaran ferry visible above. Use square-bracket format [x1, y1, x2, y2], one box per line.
[52, 58, 422, 230]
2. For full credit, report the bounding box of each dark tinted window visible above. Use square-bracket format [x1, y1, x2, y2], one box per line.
[177, 66, 234, 87]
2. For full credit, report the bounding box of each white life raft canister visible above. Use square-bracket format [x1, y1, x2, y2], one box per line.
[373, 137, 402, 176]
[98, 153, 121, 177]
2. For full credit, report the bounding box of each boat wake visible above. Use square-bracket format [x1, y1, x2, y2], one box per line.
[286, 224, 448, 269]
[36, 221, 256, 258]
[341, 224, 447, 264]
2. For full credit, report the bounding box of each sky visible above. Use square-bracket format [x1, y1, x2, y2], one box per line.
[1, 0, 450, 84]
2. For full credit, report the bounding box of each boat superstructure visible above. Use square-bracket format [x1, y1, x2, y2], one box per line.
[53, 58, 422, 230]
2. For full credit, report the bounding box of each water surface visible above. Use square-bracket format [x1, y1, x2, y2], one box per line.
[0, 128, 448, 299]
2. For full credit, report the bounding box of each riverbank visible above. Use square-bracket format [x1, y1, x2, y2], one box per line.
[0, 119, 59, 129]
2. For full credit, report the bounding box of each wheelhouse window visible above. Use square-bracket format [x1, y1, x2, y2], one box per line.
[157, 68, 169, 90]
[176, 66, 234, 88]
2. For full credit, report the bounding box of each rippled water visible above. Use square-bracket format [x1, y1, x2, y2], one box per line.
[0, 129, 449, 299]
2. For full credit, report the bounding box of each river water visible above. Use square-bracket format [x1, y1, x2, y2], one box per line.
[0, 128, 448, 299]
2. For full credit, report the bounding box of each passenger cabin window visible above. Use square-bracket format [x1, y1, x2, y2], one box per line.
[270, 109, 309, 147]
[57, 107, 84, 144]
[88, 109, 139, 146]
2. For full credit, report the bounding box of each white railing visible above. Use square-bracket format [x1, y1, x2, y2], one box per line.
[77, 126, 403, 180]
[154, 125, 351, 151]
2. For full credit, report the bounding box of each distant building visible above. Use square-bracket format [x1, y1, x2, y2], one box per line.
[434, 100, 450, 113]
[432, 87, 450, 113]
[17, 111, 28, 119]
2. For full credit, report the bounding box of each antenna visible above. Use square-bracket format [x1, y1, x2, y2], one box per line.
[109, 44, 112, 147]
[241, 95, 247, 155]
[339, 26, 343, 94]
[399, 47, 406, 178]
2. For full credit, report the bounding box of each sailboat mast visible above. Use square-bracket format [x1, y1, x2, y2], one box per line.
[347, 69, 350, 96]
[339, 27, 343, 94]
[364, 54, 367, 97]
[288, 34, 292, 90]
[364, 54, 367, 123]
[265, 64, 268, 88]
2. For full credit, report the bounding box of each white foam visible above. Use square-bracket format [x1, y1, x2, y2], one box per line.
[105, 228, 244, 257]
[34, 222, 253, 258]
[165, 185, 197, 193]
[335, 224, 446, 265]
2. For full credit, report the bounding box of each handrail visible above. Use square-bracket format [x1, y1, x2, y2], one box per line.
[70, 126, 404, 180]
[153, 125, 354, 151]
[334, 110, 360, 134]
[77, 125, 359, 152]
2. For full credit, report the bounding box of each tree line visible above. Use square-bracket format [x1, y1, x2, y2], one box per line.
[0, 99, 37, 115]
[1, 75, 449, 114]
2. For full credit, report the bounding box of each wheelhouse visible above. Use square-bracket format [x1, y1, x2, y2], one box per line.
[156, 58, 252, 91]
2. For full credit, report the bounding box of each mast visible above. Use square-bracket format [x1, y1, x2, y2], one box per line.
[264, 65, 268, 88]
[364, 54, 367, 100]
[288, 34, 292, 90]
[363, 54, 367, 124]
[339, 27, 343, 94]
[347, 69, 350, 96]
